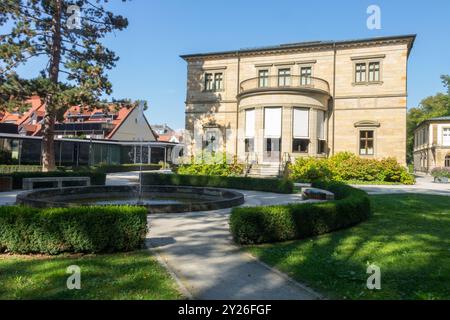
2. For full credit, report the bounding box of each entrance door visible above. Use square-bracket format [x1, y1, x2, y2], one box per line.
[263, 138, 281, 163]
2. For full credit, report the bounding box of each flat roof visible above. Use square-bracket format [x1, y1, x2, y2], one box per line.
[180, 34, 416, 60]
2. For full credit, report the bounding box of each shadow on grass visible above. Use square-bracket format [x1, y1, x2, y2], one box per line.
[247, 194, 450, 300]
[0, 250, 182, 300]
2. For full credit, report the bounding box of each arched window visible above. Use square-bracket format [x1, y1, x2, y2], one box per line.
[445, 154, 450, 168]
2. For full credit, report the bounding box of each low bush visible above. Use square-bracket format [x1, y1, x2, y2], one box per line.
[431, 167, 450, 178]
[142, 173, 294, 194]
[230, 181, 372, 244]
[0, 171, 106, 190]
[289, 152, 415, 185]
[0, 206, 148, 255]
[0, 165, 43, 174]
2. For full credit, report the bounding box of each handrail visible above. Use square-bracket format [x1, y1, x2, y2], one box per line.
[240, 75, 330, 95]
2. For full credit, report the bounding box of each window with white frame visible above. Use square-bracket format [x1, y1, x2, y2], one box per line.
[245, 109, 255, 152]
[355, 63, 366, 83]
[443, 128, 450, 146]
[278, 69, 291, 87]
[292, 107, 309, 153]
[214, 73, 223, 91]
[204, 73, 214, 91]
[368, 62, 380, 82]
[258, 69, 269, 88]
[204, 72, 223, 92]
[300, 67, 312, 85]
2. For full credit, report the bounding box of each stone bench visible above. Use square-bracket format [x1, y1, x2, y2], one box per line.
[22, 177, 91, 190]
[302, 187, 335, 201]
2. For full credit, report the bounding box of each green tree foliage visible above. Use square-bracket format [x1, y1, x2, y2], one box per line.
[0, 1, 131, 171]
[407, 75, 450, 163]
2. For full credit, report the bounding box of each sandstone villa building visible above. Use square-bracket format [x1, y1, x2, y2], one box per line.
[413, 116, 450, 173]
[181, 34, 415, 171]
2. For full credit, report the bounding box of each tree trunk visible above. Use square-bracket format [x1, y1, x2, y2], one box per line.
[41, 0, 62, 172]
[42, 102, 56, 172]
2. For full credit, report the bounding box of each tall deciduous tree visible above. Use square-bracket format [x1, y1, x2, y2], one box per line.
[0, 0, 129, 171]
[407, 75, 450, 163]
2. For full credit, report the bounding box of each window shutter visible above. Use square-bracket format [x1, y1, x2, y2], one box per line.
[264, 107, 282, 138]
[245, 109, 255, 138]
[293, 108, 309, 138]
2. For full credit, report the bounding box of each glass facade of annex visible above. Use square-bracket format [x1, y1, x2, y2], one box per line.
[0, 135, 176, 166]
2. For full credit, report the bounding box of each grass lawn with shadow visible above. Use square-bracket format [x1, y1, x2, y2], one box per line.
[246, 194, 450, 299]
[0, 250, 182, 300]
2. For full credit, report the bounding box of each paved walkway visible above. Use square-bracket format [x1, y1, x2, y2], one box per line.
[147, 190, 322, 300]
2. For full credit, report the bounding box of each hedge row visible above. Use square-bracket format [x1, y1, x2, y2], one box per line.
[230, 181, 372, 244]
[142, 173, 294, 194]
[0, 206, 148, 255]
[92, 164, 161, 174]
[0, 171, 106, 190]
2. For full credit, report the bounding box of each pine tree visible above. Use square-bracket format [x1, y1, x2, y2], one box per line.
[0, 0, 130, 171]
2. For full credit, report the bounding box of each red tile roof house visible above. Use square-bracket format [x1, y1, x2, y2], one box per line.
[0, 96, 158, 141]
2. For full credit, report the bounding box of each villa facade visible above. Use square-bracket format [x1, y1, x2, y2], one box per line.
[181, 35, 415, 168]
[414, 116, 450, 173]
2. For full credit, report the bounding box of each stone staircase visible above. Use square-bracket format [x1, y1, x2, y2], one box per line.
[247, 163, 281, 178]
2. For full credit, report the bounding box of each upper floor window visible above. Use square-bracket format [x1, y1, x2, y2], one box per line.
[360, 130, 374, 155]
[300, 67, 312, 85]
[204, 72, 223, 92]
[278, 68, 291, 87]
[205, 73, 214, 91]
[214, 73, 223, 91]
[258, 70, 269, 88]
[355, 63, 366, 83]
[355, 61, 381, 84]
[443, 128, 450, 146]
[368, 62, 380, 82]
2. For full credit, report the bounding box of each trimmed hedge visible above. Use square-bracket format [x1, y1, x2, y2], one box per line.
[142, 173, 294, 194]
[230, 181, 372, 244]
[0, 171, 106, 190]
[93, 164, 161, 173]
[0, 206, 148, 255]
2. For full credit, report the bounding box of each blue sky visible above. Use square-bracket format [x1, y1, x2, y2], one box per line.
[8, 0, 450, 129]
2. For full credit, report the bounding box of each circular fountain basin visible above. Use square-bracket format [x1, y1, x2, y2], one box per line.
[16, 185, 245, 213]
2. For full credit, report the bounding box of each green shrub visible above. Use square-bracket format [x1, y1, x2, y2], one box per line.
[230, 181, 372, 244]
[142, 173, 294, 194]
[0, 171, 106, 190]
[431, 167, 450, 178]
[0, 165, 43, 174]
[93, 164, 161, 173]
[0, 206, 148, 255]
[177, 153, 244, 177]
[289, 152, 415, 185]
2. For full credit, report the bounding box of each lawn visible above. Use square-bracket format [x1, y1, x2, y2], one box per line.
[246, 194, 450, 300]
[0, 250, 182, 300]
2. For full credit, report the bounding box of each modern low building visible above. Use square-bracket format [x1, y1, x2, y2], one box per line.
[413, 116, 450, 172]
[181, 34, 415, 168]
[0, 96, 157, 141]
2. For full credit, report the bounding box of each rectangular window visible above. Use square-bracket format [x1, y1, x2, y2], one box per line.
[245, 138, 254, 153]
[300, 67, 312, 85]
[205, 73, 214, 91]
[258, 70, 269, 88]
[292, 139, 309, 153]
[278, 69, 291, 87]
[214, 73, 223, 91]
[317, 110, 325, 140]
[317, 140, 326, 154]
[368, 62, 380, 82]
[360, 130, 374, 155]
[293, 108, 309, 138]
[443, 128, 450, 146]
[245, 109, 255, 138]
[355, 63, 366, 83]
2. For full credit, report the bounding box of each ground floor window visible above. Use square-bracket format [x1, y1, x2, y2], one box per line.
[245, 138, 254, 153]
[359, 130, 374, 155]
[317, 140, 326, 154]
[292, 139, 309, 153]
[445, 155, 450, 167]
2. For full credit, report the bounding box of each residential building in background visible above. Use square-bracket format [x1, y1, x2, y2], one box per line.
[414, 116, 450, 172]
[152, 123, 184, 143]
[0, 96, 157, 141]
[181, 34, 415, 168]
